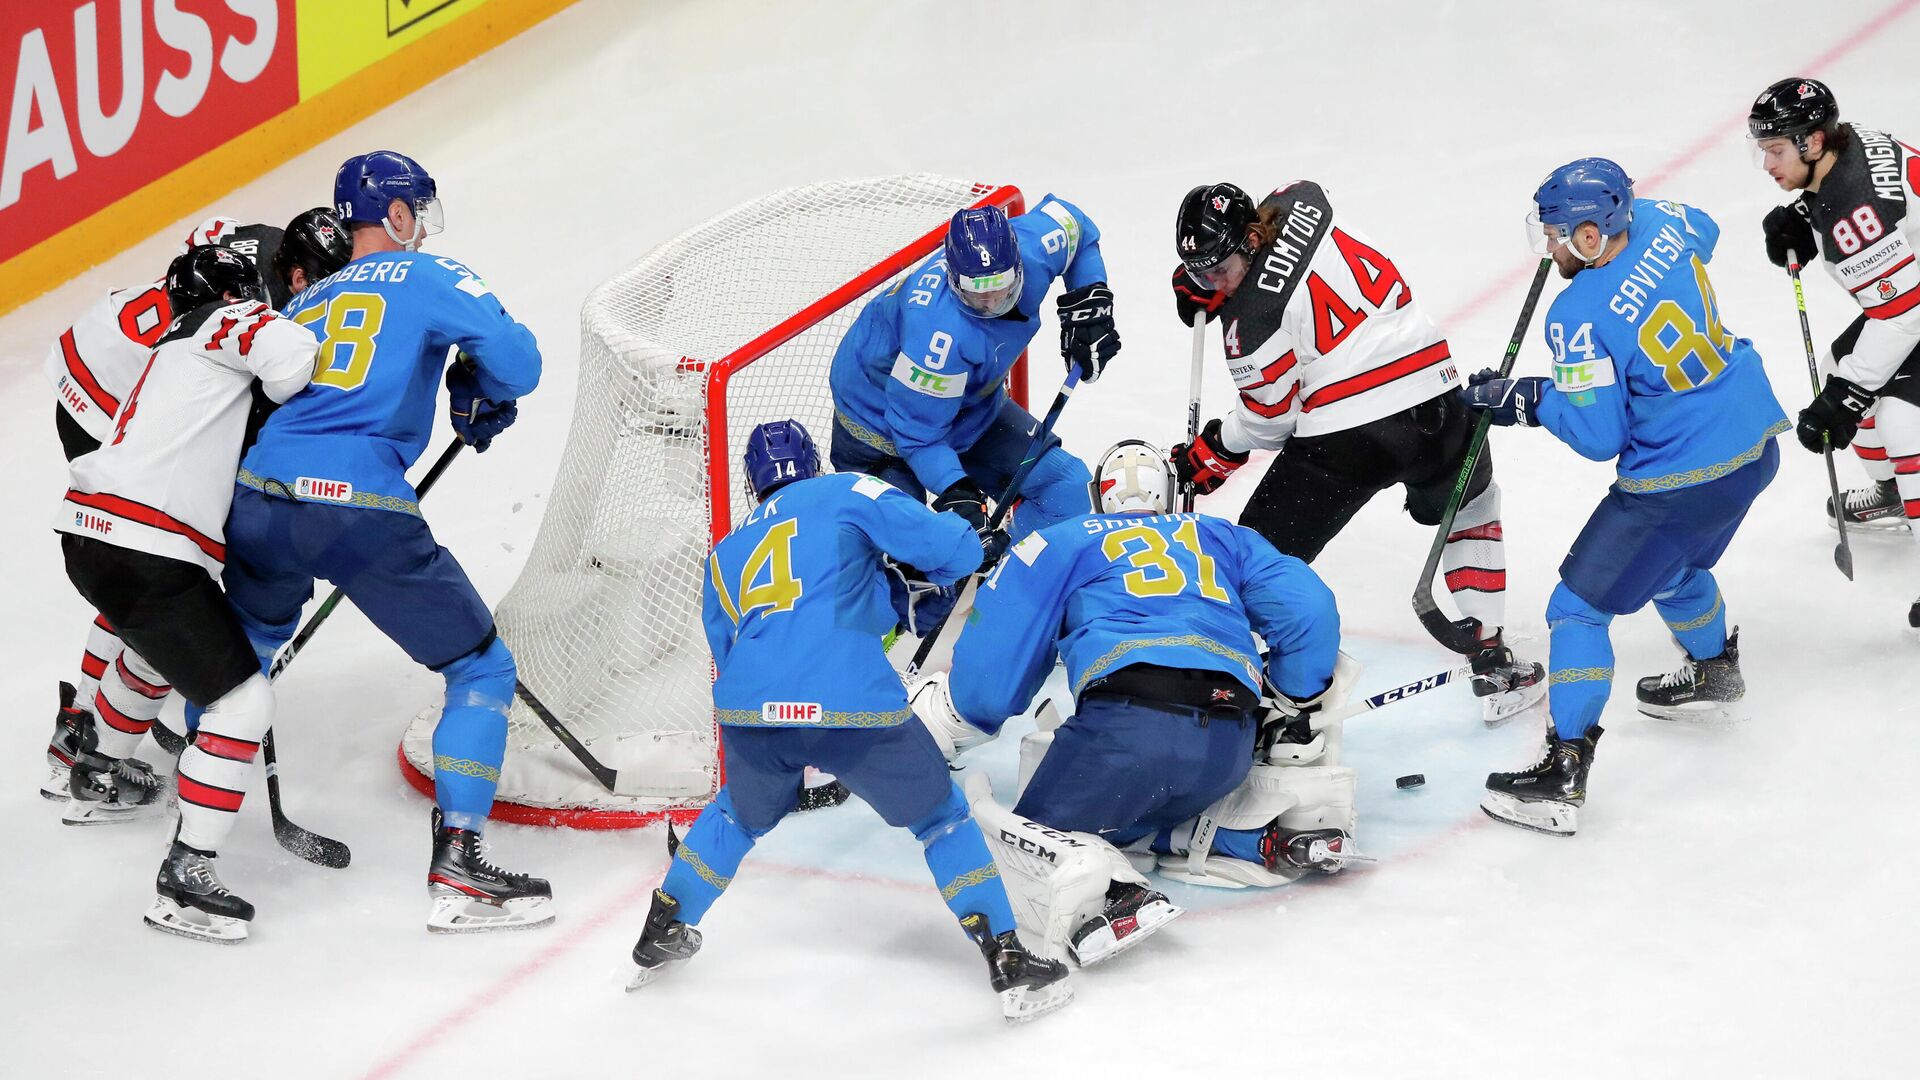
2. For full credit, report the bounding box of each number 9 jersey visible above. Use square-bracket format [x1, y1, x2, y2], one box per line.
[1535, 198, 1788, 493]
[240, 252, 541, 510]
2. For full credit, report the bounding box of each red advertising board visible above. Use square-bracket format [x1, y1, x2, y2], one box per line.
[0, 1, 297, 265]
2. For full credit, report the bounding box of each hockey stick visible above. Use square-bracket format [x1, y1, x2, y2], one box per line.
[1788, 255, 1854, 581]
[1411, 257, 1553, 655]
[1320, 662, 1475, 725]
[905, 369, 1084, 678]
[258, 438, 467, 869]
[1180, 315, 1206, 513]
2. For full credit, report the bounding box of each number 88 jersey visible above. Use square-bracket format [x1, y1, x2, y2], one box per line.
[1799, 126, 1920, 396]
[1534, 198, 1788, 494]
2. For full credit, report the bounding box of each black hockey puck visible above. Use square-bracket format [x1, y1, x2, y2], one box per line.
[1395, 774, 1425, 789]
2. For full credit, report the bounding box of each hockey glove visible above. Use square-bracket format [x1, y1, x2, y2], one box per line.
[1458, 369, 1545, 427]
[1058, 282, 1120, 382]
[446, 363, 519, 452]
[1172, 265, 1227, 325]
[1763, 201, 1817, 269]
[885, 560, 960, 638]
[1797, 374, 1875, 452]
[978, 524, 1013, 569]
[1171, 418, 1249, 495]
[933, 479, 989, 531]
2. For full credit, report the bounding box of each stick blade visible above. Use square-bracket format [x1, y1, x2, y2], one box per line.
[1834, 541, 1855, 580]
[274, 818, 352, 869]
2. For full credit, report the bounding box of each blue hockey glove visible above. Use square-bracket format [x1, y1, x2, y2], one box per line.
[1057, 282, 1119, 382]
[1458, 369, 1545, 427]
[447, 361, 518, 452]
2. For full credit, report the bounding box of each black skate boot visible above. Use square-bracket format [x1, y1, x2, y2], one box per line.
[426, 808, 555, 933]
[62, 708, 163, 826]
[145, 835, 255, 944]
[1469, 639, 1548, 727]
[1909, 598, 1920, 632]
[1260, 824, 1374, 875]
[1066, 881, 1184, 968]
[960, 913, 1073, 1024]
[1636, 629, 1744, 722]
[626, 889, 703, 990]
[1481, 726, 1603, 837]
[1828, 478, 1908, 532]
[41, 682, 84, 800]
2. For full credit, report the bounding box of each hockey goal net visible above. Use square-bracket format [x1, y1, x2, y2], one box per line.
[398, 175, 1026, 827]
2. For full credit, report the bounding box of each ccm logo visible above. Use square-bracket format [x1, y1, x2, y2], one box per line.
[762, 702, 821, 724]
[295, 477, 353, 502]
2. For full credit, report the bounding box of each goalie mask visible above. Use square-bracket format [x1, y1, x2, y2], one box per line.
[1090, 440, 1173, 515]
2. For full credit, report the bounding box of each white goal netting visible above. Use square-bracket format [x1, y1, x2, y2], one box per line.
[399, 174, 1023, 826]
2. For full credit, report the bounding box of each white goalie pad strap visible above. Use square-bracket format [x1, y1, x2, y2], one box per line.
[909, 672, 993, 761]
[1016, 730, 1052, 800]
[1180, 764, 1358, 882]
[963, 771, 1145, 963]
[1033, 697, 1066, 733]
[1260, 650, 1360, 766]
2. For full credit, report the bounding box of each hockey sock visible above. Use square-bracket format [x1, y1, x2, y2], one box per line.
[660, 789, 761, 925]
[431, 637, 515, 831]
[1442, 482, 1506, 642]
[176, 674, 272, 851]
[912, 781, 1016, 937]
[1852, 409, 1896, 484]
[92, 649, 169, 759]
[1147, 821, 1263, 865]
[75, 614, 121, 710]
[1651, 568, 1727, 661]
[1545, 582, 1615, 741]
[1875, 397, 1920, 520]
[1005, 448, 1096, 540]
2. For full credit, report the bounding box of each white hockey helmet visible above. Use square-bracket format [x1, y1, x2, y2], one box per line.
[1090, 439, 1174, 515]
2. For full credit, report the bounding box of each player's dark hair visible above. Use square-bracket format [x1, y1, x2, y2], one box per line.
[1247, 204, 1286, 253]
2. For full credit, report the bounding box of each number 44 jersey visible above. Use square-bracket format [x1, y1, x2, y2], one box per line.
[1535, 198, 1788, 493]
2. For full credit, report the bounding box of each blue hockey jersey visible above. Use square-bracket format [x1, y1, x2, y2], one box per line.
[241, 252, 541, 512]
[948, 510, 1340, 731]
[1535, 198, 1788, 492]
[703, 472, 982, 727]
[829, 195, 1106, 496]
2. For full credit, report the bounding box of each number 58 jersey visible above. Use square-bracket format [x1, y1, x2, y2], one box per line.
[1534, 198, 1788, 493]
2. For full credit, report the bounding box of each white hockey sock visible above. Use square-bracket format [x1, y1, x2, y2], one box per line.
[1852, 406, 1897, 485]
[1442, 481, 1506, 642]
[75, 614, 123, 714]
[177, 675, 273, 852]
[92, 648, 169, 760]
[1876, 398, 1920, 519]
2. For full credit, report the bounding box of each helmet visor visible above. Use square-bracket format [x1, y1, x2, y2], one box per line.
[953, 261, 1022, 318]
[1525, 209, 1576, 255]
[1185, 254, 1245, 291]
[414, 197, 445, 237]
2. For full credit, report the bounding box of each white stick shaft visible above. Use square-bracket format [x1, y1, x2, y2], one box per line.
[1182, 316, 1206, 512]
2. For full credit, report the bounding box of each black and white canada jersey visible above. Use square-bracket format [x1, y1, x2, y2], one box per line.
[43, 279, 173, 442]
[1801, 126, 1920, 397]
[56, 301, 318, 577]
[1214, 181, 1457, 454]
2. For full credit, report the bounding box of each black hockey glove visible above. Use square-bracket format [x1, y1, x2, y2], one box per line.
[1171, 264, 1227, 325]
[1171, 418, 1250, 495]
[1797, 375, 1875, 453]
[978, 525, 1013, 569]
[1458, 369, 1545, 428]
[1763, 201, 1817, 269]
[1057, 282, 1119, 382]
[933, 479, 989, 531]
[447, 362, 518, 452]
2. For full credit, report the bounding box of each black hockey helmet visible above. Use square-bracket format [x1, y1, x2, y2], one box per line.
[273, 207, 353, 296]
[165, 245, 268, 314]
[1748, 77, 1840, 151]
[210, 223, 289, 308]
[1175, 183, 1257, 276]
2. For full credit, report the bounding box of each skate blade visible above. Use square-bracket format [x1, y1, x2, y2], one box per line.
[1635, 701, 1741, 724]
[624, 959, 685, 992]
[1483, 680, 1549, 728]
[143, 896, 248, 944]
[1001, 979, 1074, 1024]
[1069, 899, 1185, 968]
[60, 797, 153, 826]
[1829, 516, 1909, 535]
[426, 890, 556, 934]
[40, 766, 71, 801]
[1480, 791, 1577, 836]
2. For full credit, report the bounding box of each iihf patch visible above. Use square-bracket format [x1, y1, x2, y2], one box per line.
[1012, 532, 1048, 566]
[852, 475, 894, 501]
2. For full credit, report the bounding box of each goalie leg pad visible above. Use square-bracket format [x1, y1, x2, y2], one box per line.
[909, 672, 995, 761]
[1159, 765, 1359, 889]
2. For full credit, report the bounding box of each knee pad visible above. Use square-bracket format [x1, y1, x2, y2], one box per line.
[439, 635, 515, 719]
[200, 673, 275, 743]
[1546, 581, 1613, 629]
[1013, 448, 1094, 533]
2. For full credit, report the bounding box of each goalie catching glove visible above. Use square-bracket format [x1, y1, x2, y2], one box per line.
[1056, 282, 1119, 383]
[1170, 418, 1249, 495]
[446, 359, 519, 452]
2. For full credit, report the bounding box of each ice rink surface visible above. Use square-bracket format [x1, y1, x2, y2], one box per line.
[5, 1, 1920, 1076]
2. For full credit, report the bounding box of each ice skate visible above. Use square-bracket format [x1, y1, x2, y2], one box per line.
[1635, 630, 1743, 722]
[1261, 824, 1374, 874]
[1481, 726, 1602, 837]
[144, 836, 254, 944]
[626, 889, 702, 990]
[61, 708, 163, 825]
[41, 682, 83, 800]
[1066, 881, 1183, 968]
[1828, 478, 1908, 533]
[961, 913, 1073, 1024]
[1470, 642, 1548, 727]
[426, 808, 555, 933]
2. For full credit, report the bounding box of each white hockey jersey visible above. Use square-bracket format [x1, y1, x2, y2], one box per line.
[1801, 127, 1920, 397]
[44, 280, 173, 442]
[57, 301, 317, 577]
[1214, 182, 1458, 454]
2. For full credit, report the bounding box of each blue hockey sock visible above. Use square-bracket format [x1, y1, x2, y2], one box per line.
[1545, 582, 1615, 741]
[1007, 447, 1094, 540]
[913, 782, 1015, 936]
[1210, 825, 1266, 865]
[1651, 568, 1727, 661]
[431, 637, 514, 830]
[661, 789, 761, 925]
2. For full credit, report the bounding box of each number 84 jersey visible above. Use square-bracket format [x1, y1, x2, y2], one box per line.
[1534, 198, 1788, 494]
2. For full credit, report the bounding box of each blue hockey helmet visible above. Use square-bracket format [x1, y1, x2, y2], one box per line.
[1528, 157, 1633, 256]
[744, 419, 822, 500]
[334, 151, 442, 249]
[943, 206, 1023, 318]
